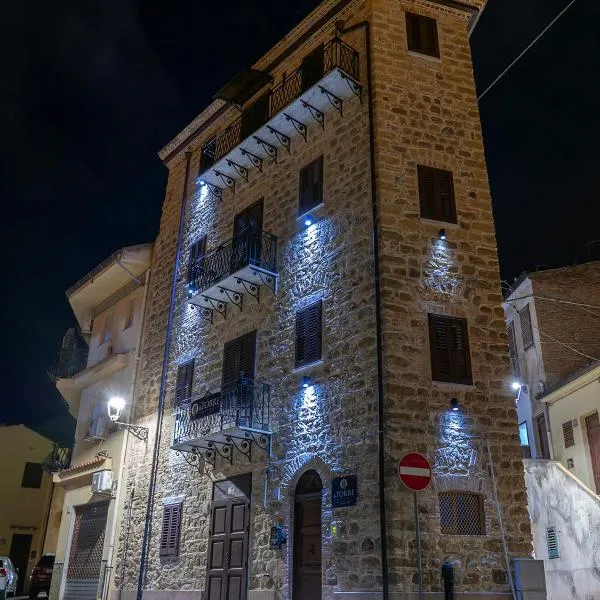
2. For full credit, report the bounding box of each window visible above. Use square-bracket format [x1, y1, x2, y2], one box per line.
[428, 314, 472, 385]
[519, 305, 534, 350]
[175, 360, 195, 406]
[439, 492, 485, 535]
[124, 298, 135, 330]
[507, 321, 519, 378]
[160, 502, 182, 557]
[562, 420, 575, 448]
[417, 166, 456, 224]
[222, 331, 257, 387]
[100, 313, 113, 345]
[295, 300, 323, 368]
[22, 463, 43, 489]
[519, 422, 531, 459]
[406, 12, 440, 58]
[546, 526, 560, 559]
[187, 236, 207, 285]
[299, 156, 323, 215]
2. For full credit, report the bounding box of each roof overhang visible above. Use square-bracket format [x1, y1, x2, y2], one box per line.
[53, 456, 112, 488]
[541, 362, 600, 404]
[67, 244, 152, 329]
[214, 69, 273, 107]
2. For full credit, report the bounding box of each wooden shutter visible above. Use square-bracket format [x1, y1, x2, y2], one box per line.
[187, 236, 206, 283]
[562, 421, 575, 448]
[299, 156, 324, 215]
[519, 304, 534, 350]
[222, 331, 257, 388]
[507, 321, 519, 377]
[175, 360, 194, 405]
[295, 300, 323, 368]
[428, 315, 472, 384]
[418, 166, 456, 223]
[160, 503, 182, 557]
[406, 12, 439, 58]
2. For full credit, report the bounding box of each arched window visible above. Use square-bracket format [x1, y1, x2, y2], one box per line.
[439, 492, 485, 535]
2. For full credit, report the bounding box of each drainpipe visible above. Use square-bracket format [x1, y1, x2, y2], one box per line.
[543, 403, 555, 460]
[136, 151, 193, 600]
[337, 19, 389, 600]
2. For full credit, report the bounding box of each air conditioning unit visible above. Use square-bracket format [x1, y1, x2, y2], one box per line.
[85, 417, 108, 441]
[91, 470, 113, 495]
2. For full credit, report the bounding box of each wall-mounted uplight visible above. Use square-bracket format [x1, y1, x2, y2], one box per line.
[511, 381, 522, 391]
[304, 216, 313, 227]
[438, 228, 447, 241]
[302, 376, 311, 389]
[450, 398, 459, 412]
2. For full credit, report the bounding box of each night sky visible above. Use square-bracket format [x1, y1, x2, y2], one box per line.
[1, 0, 598, 439]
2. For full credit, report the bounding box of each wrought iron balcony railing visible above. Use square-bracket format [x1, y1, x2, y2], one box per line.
[173, 378, 271, 448]
[42, 444, 73, 473]
[188, 228, 277, 297]
[51, 347, 89, 381]
[200, 37, 360, 172]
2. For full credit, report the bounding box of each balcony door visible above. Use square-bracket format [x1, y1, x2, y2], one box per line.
[222, 331, 256, 428]
[302, 44, 325, 92]
[232, 200, 263, 273]
[240, 92, 269, 140]
[293, 470, 323, 600]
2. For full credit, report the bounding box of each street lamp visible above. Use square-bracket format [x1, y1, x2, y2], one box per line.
[107, 396, 149, 442]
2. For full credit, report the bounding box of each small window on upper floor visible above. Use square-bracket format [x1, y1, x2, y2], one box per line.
[406, 12, 440, 58]
[418, 166, 456, 224]
[22, 462, 43, 489]
[160, 502, 183, 557]
[124, 298, 135, 330]
[175, 359, 195, 406]
[100, 313, 113, 345]
[299, 156, 323, 216]
[188, 236, 207, 286]
[507, 321, 520, 378]
[562, 420, 575, 448]
[295, 300, 323, 369]
[428, 314, 472, 385]
[519, 305, 534, 350]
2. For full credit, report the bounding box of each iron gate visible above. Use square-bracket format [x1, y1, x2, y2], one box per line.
[64, 500, 109, 600]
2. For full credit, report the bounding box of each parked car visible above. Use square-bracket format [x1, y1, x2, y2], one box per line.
[29, 554, 54, 599]
[0, 556, 18, 598]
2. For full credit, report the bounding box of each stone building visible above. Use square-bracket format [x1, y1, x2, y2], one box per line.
[114, 1, 533, 599]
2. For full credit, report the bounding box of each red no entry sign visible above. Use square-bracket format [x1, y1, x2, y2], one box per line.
[398, 453, 432, 492]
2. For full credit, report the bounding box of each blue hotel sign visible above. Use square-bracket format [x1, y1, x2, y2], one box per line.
[332, 475, 357, 508]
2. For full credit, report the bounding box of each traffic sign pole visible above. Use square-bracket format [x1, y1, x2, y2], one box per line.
[414, 492, 423, 600]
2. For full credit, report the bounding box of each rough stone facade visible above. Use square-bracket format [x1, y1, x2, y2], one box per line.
[114, 1, 532, 599]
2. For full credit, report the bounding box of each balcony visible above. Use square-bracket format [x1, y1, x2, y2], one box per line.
[187, 228, 277, 321]
[198, 37, 361, 196]
[42, 444, 73, 474]
[51, 346, 89, 381]
[172, 378, 271, 468]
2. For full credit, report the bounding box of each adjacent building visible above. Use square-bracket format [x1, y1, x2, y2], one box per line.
[0, 425, 56, 596]
[49, 244, 152, 600]
[114, 1, 535, 599]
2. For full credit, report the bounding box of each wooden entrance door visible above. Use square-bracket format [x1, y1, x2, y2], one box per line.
[536, 413, 550, 459]
[206, 499, 250, 600]
[293, 470, 323, 600]
[9, 533, 32, 595]
[585, 413, 600, 493]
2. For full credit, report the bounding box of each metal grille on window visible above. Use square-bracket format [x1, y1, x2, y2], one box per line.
[519, 304, 534, 350]
[562, 421, 575, 448]
[439, 492, 485, 536]
[546, 526, 560, 559]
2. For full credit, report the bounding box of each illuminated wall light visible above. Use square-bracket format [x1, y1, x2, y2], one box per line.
[304, 216, 313, 227]
[302, 376, 311, 389]
[438, 228, 447, 241]
[450, 398, 459, 412]
[511, 381, 522, 391]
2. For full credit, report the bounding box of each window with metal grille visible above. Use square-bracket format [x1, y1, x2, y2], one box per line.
[507, 321, 520, 378]
[418, 166, 456, 224]
[439, 492, 485, 535]
[562, 421, 575, 448]
[21, 462, 43, 488]
[519, 305, 534, 350]
[187, 236, 207, 285]
[406, 12, 440, 58]
[546, 526, 560, 559]
[299, 156, 323, 215]
[160, 503, 182, 557]
[428, 314, 472, 385]
[295, 300, 323, 368]
[175, 360, 194, 406]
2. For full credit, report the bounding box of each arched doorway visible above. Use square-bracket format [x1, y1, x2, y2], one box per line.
[293, 470, 323, 600]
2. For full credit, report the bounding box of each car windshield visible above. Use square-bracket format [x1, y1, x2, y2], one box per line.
[38, 555, 55, 568]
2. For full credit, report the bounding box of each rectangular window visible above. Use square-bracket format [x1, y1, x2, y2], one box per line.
[160, 503, 182, 557]
[507, 321, 520, 378]
[519, 422, 531, 459]
[21, 463, 43, 489]
[295, 300, 323, 368]
[439, 492, 485, 535]
[299, 156, 324, 216]
[100, 313, 113, 345]
[175, 360, 195, 406]
[519, 304, 534, 350]
[546, 526, 560, 559]
[124, 298, 135, 330]
[428, 314, 472, 385]
[222, 331, 257, 388]
[187, 236, 207, 285]
[418, 166, 456, 224]
[406, 12, 440, 58]
[562, 420, 575, 448]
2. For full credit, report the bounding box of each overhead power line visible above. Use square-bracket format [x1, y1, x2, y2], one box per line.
[478, 0, 578, 101]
